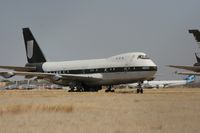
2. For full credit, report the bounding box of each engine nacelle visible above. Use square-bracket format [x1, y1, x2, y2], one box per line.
[2, 72, 15, 78]
[155, 84, 165, 89]
[52, 74, 62, 81]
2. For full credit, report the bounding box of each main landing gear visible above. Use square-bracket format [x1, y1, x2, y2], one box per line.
[136, 82, 143, 94]
[68, 82, 101, 92]
[68, 82, 84, 92]
[105, 85, 115, 92]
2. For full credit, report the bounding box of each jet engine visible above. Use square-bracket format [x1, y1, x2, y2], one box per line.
[155, 84, 165, 89]
[52, 74, 62, 81]
[1, 72, 15, 78]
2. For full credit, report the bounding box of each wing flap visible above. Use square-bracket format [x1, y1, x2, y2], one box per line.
[0, 71, 102, 82]
[61, 74, 102, 82]
[0, 66, 36, 72]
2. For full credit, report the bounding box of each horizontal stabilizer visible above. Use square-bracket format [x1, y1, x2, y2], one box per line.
[0, 71, 102, 82]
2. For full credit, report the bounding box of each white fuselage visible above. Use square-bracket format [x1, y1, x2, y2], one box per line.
[143, 80, 188, 88]
[42, 52, 157, 86]
[128, 80, 191, 89]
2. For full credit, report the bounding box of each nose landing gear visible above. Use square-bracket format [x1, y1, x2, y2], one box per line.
[136, 82, 144, 94]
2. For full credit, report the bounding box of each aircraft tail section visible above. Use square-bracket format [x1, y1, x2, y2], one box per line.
[189, 29, 200, 48]
[23, 28, 46, 64]
[195, 53, 200, 63]
[185, 75, 196, 83]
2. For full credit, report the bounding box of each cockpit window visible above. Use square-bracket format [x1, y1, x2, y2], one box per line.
[137, 55, 150, 59]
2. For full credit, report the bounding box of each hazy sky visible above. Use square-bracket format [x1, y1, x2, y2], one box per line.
[0, 0, 200, 80]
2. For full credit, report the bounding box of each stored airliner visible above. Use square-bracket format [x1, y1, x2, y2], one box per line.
[128, 75, 196, 89]
[169, 29, 200, 75]
[0, 28, 157, 93]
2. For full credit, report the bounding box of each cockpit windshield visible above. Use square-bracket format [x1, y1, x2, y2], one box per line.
[137, 55, 150, 59]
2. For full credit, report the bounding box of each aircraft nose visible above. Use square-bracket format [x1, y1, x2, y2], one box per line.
[153, 66, 158, 71]
[149, 60, 157, 69]
[149, 60, 158, 73]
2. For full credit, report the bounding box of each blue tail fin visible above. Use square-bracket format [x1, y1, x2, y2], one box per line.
[185, 75, 196, 83]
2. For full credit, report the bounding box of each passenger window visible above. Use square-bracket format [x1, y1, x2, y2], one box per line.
[82, 70, 85, 74]
[142, 67, 149, 70]
[90, 69, 95, 72]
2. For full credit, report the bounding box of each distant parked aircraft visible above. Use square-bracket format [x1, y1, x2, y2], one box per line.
[128, 75, 196, 89]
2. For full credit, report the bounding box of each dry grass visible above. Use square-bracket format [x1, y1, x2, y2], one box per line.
[0, 103, 73, 115]
[0, 88, 200, 133]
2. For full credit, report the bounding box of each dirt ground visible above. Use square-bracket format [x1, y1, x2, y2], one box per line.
[0, 88, 200, 133]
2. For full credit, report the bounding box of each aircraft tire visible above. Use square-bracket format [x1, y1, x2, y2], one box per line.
[68, 89, 74, 92]
[105, 89, 110, 92]
[110, 90, 115, 92]
[136, 89, 140, 93]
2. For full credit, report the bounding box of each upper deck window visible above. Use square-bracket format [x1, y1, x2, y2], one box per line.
[137, 55, 150, 59]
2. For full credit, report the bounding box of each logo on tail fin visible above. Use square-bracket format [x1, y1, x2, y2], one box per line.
[23, 28, 46, 63]
[185, 75, 196, 83]
[27, 40, 34, 59]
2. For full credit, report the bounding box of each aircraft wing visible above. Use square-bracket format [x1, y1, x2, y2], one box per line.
[168, 65, 200, 72]
[0, 66, 36, 72]
[0, 71, 102, 82]
[175, 71, 200, 76]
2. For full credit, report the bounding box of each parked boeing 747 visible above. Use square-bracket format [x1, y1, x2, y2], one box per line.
[0, 28, 157, 93]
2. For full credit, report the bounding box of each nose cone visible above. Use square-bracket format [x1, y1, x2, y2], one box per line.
[147, 59, 157, 80]
[144, 59, 157, 69]
[149, 59, 157, 67]
[151, 60, 157, 71]
[150, 59, 157, 72]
